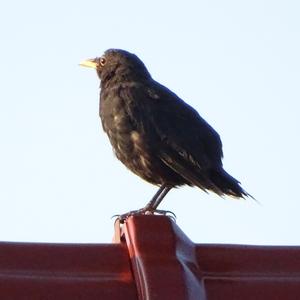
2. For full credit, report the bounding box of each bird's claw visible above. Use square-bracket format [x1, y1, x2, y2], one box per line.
[112, 208, 176, 223]
[151, 209, 176, 221]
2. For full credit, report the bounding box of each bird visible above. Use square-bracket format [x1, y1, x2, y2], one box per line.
[80, 49, 253, 220]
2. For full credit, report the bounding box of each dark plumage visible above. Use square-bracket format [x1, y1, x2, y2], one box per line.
[80, 49, 251, 216]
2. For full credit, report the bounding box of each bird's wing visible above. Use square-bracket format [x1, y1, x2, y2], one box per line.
[148, 82, 223, 166]
[120, 81, 224, 192]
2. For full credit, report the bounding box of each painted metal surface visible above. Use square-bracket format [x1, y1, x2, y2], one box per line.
[1, 215, 300, 299]
[0, 242, 137, 299]
[121, 216, 205, 299]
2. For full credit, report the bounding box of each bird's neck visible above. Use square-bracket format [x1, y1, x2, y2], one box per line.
[100, 65, 151, 89]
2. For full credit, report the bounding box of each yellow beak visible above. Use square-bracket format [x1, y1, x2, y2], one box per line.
[79, 59, 98, 69]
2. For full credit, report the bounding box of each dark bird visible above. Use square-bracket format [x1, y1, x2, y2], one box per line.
[80, 49, 252, 219]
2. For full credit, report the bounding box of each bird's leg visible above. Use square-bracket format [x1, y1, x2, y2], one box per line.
[143, 185, 172, 211]
[116, 185, 175, 223]
[142, 185, 175, 220]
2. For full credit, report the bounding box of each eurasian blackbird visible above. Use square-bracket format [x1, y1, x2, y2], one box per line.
[80, 49, 252, 218]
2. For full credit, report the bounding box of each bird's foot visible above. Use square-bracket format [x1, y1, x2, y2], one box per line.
[113, 208, 176, 223]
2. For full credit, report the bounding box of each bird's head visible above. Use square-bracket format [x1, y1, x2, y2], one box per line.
[80, 49, 151, 85]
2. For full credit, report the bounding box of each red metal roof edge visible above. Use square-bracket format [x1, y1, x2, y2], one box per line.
[118, 215, 300, 300]
[1, 215, 300, 300]
[121, 216, 206, 300]
[0, 241, 137, 299]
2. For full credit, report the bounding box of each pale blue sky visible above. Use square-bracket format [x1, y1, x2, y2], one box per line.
[0, 0, 299, 244]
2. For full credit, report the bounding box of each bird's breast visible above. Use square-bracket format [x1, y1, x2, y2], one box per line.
[99, 88, 154, 178]
[98, 85, 190, 186]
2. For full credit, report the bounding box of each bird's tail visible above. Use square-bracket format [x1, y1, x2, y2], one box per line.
[209, 168, 253, 199]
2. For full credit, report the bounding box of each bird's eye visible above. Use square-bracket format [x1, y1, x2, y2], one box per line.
[100, 57, 106, 66]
